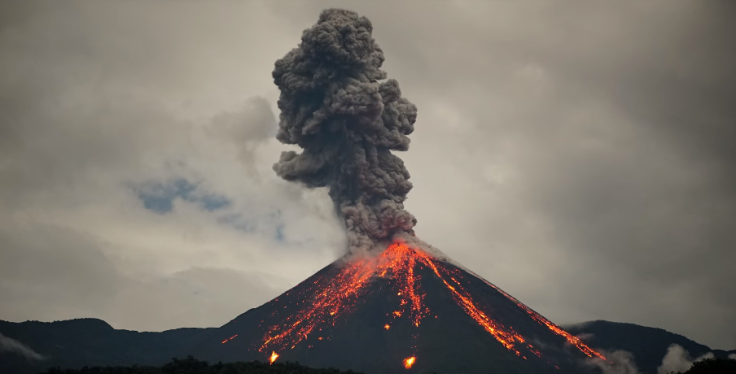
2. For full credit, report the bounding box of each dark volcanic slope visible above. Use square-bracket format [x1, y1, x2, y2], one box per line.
[187, 244, 602, 374]
[3, 268, 733, 374]
[0, 318, 214, 374]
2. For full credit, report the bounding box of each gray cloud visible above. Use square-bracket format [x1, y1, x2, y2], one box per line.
[1, 0, 734, 350]
[208, 96, 276, 176]
[0, 222, 284, 331]
[0, 333, 45, 360]
[0, 0, 343, 332]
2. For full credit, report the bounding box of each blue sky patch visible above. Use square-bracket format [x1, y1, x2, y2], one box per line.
[134, 178, 231, 214]
[134, 179, 288, 243]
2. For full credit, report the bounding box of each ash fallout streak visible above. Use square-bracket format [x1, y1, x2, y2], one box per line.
[272, 8, 417, 254]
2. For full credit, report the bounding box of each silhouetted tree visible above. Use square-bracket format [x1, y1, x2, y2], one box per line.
[665, 358, 736, 374]
[38, 357, 365, 374]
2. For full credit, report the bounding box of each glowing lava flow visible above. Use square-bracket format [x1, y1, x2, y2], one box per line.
[221, 334, 237, 344]
[258, 242, 604, 364]
[412, 249, 535, 357]
[259, 243, 428, 356]
[468, 271, 606, 360]
[269, 351, 279, 364]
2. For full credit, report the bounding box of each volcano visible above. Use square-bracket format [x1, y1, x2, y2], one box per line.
[186, 8, 608, 374]
[189, 242, 605, 374]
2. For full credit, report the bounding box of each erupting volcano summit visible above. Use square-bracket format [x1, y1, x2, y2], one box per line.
[192, 241, 606, 373]
[189, 9, 607, 374]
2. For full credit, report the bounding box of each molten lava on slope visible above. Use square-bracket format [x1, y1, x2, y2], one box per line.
[195, 242, 605, 374]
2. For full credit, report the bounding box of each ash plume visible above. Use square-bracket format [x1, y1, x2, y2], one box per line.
[272, 9, 418, 254]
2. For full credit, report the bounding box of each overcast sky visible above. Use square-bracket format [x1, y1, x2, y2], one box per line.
[1, 1, 734, 350]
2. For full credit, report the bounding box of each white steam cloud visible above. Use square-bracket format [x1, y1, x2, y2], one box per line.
[657, 344, 713, 374]
[586, 349, 641, 374]
[584, 343, 725, 374]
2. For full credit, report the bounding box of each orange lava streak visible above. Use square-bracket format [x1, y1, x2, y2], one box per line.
[260, 243, 429, 353]
[411, 250, 529, 356]
[269, 351, 279, 364]
[382, 243, 429, 328]
[221, 334, 237, 344]
[259, 256, 376, 351]
[258, 242, 603, 364]
[471, 274, 606, 360]
[403, 356, 416, 369]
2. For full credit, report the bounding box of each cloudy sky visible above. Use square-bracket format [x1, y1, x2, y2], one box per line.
[1, 1, 734, 349]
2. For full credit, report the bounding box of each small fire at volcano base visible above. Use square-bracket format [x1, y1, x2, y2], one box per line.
[269, 351, 279, 365]
[403, 356, 416, 369]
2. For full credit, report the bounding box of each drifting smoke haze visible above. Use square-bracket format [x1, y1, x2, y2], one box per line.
[657, 344, 714, 374]
[0, 333, 44, 361]
[272, 9, 417, 254]
[585, 345, 723, 374]
[586, 350, 640, 374]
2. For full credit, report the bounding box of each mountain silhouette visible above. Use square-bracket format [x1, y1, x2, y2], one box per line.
[0, 318, 212, 374]
[564, 320, 736, 374]
[2, 247, 734, 374]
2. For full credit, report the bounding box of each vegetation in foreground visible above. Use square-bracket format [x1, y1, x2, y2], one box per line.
[40, 356, 363, 374]
[668, 358, 736, 374]
[38, 356, 736, 374]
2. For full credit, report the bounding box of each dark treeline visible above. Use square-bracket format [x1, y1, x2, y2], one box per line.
[669, 358, 736, 374]
[39, 356, 363, 374]
[38, 356, 736, 374]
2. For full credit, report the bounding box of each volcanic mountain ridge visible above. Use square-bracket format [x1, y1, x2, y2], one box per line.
[189, 241, 607, 374]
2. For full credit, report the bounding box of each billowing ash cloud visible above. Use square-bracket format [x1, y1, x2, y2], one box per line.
[272, 9, 418, 254]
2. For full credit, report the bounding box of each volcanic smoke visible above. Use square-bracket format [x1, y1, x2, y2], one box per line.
[263, 8, 606, 372]
[272, 8, 417, 254]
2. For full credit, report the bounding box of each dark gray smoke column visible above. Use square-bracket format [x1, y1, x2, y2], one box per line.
[272, 9, 418, 254]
